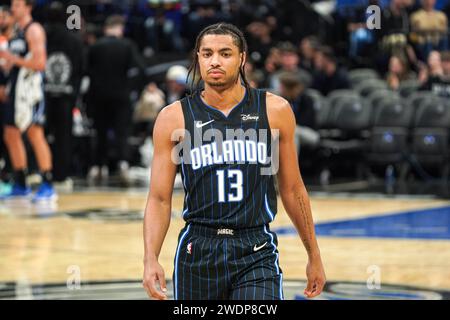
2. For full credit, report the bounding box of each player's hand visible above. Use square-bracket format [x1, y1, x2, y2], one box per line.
[304, 256, 326, 299]
[0, 50, 15, 64]
[143, 258, 168, 300]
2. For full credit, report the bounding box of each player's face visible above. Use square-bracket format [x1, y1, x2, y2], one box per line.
[197, 34, 244, 88]
[0, 11, 13, 31]
[11, 0, 30, 21]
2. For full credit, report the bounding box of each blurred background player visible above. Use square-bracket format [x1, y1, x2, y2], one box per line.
[0, 0, 55, 201]
[86, 15, 144, 186]
[43, 1, 84, 192]
[0, 5, 14, 196]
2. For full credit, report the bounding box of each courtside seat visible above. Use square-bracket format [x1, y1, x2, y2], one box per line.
[354, 79, 389, 97]
[349, 68, 380, 88]
[367, 89, 400, 125]
[398, 79, 420, 98]
[411, 96, 450, 169]
[367, 96, 414, 165]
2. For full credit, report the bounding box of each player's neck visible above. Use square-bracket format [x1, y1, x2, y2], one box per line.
[17, 15, 32, 30]
[201, 83, 246, 111]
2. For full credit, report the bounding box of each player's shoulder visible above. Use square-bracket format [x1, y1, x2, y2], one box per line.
[24, 22, 46, 43]
[265, 91, 295, 130]
[26, 21, 45, 35]
[157, 100, 183, 121]
[154, 100, 184, 134]
[265, 91, 292, 115]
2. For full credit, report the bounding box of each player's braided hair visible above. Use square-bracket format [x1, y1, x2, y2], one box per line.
[187, 22, 252, 103]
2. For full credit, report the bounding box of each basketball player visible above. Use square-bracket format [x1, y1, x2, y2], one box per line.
[143, 23, 325, 300]
[0, 5, 14, 196]
[0, 0, 55, 201]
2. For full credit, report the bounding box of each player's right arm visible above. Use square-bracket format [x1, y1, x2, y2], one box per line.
[143, 101, 183, 300]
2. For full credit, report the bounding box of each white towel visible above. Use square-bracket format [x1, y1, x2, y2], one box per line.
[14, 62, 44, 132]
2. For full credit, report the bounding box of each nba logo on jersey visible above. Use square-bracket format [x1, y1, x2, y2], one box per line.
[186, 242, 192, 255]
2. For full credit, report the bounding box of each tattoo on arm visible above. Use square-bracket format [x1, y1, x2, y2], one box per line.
[295, 191, 313, 254]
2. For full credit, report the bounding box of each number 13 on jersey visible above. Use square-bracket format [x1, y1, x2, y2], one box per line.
[216, 169, 243, 202]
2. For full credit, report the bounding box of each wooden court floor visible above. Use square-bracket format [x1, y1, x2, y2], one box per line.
[0, 190, 449, 295]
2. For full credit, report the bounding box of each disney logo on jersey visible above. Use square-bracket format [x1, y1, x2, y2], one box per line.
[241, 114, 259, 122]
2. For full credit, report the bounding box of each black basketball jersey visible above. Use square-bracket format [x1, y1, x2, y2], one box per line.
[7, 21, 45, 100]
[179, 87, 277, 229]
[8, 22, 33, 79]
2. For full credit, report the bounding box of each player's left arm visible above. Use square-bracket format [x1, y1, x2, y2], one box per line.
[2, 23, 47, 71]
[267, 92, 326, 298]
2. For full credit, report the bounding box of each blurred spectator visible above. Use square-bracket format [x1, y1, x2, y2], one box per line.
[443, 1, 450, 24]
[404, 0, 421, 14]
[185, 0, 231, 49]
[417, 50, 443, 84]
[164, 65, 188, 104]
[268, 41, 312, 92]
[246, 18, 274, 69]
[278, 71, 319, 154]
[347, 0, 379, 62]
[420, 51, 450, 97]
[410, 0, 448, 61]
[278, 0, 325, 43]
[386, 54, 416, 90]
[247, 73, 260, 88]
[143, 5, 184, 55]
[44, 1, 84, 191]
[86, 15, 144, 186]
[299, 36, 321, 72]
[229, 0, 278, 28]
[244, 59, 264, 88]
[133, 82, 165, 139]
[244, 59, 265, 88]
[312, 46, 351, 96]
[427, 50, 444, 76]
[262, 47, 281, 85]
[378, 0, 410, 59]
[313, 44, 325, 71]
[279, 71, 317, 129]
[83, 23, 101, 46]
[265, 14, 283, 44]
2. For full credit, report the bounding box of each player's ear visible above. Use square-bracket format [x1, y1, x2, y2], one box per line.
[240, 52, 246, 67]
